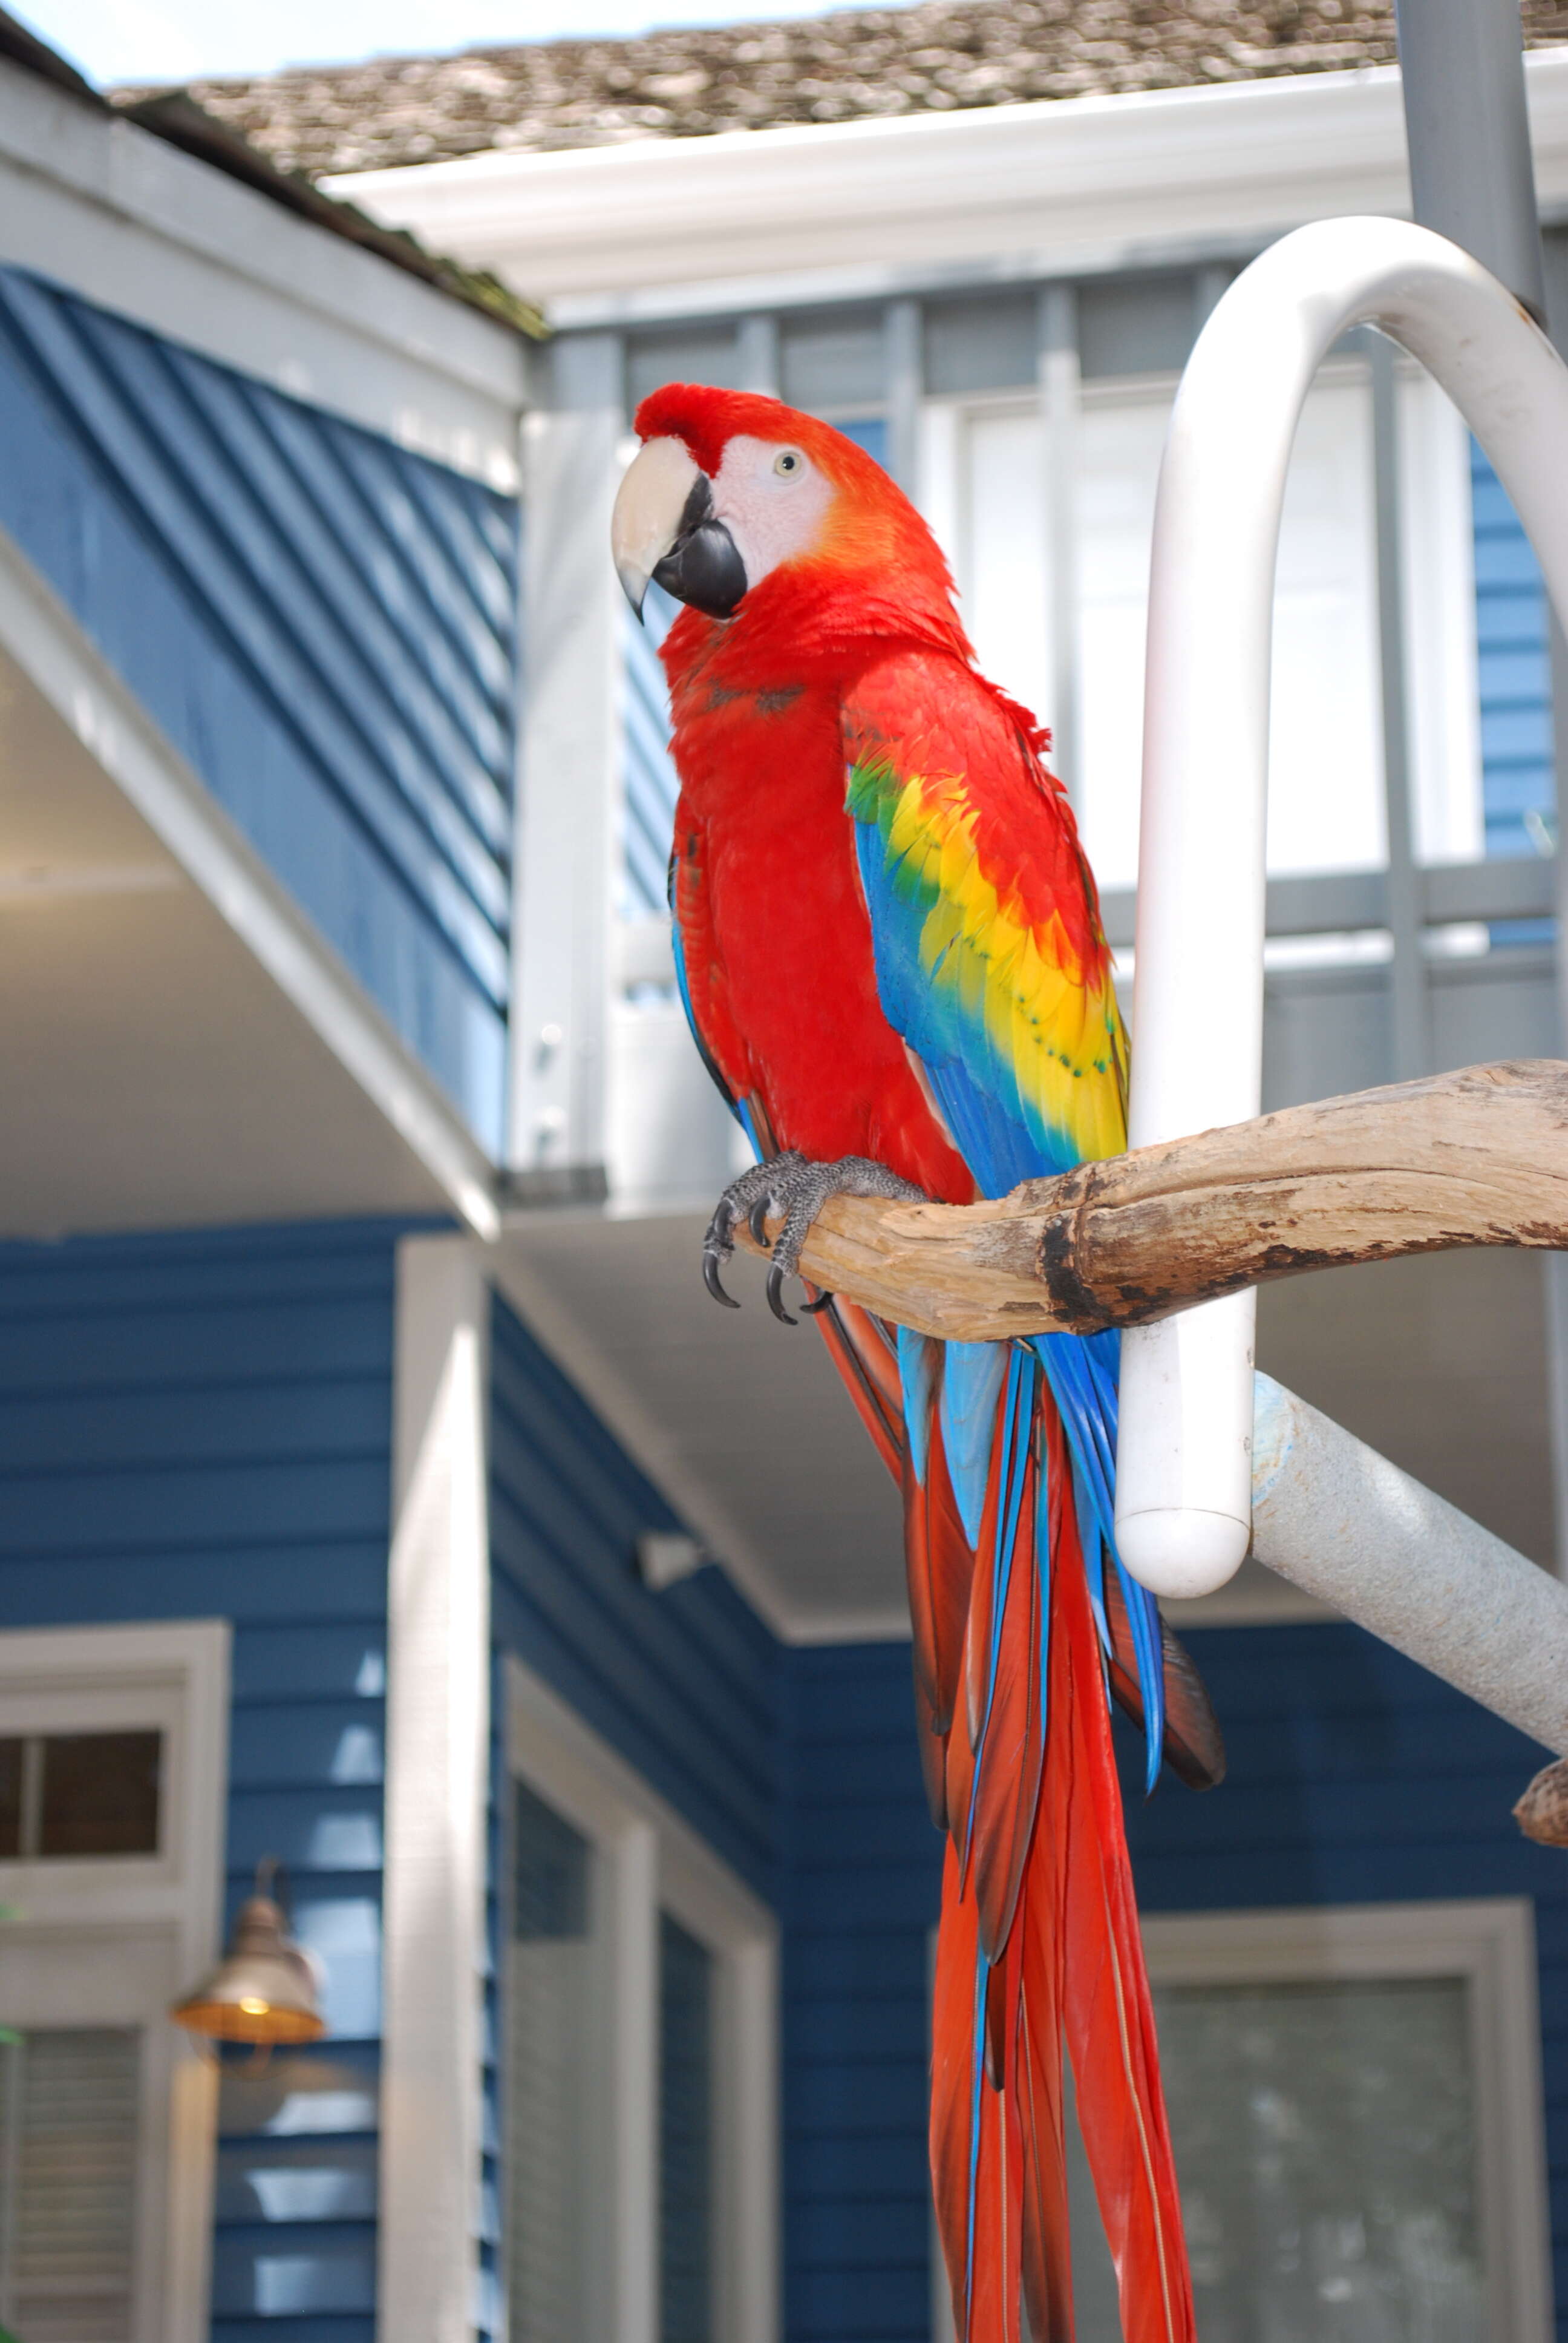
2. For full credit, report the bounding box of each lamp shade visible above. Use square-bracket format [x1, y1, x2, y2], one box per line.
[171, 1863, 324, 2045]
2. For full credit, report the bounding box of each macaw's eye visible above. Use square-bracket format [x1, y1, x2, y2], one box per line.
[773, 449, 803, 477]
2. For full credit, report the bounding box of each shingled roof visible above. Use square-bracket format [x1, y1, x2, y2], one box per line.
[113, 0, 1568, 179]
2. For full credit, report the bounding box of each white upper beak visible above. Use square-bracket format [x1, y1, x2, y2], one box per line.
[611, 435, 701, 617]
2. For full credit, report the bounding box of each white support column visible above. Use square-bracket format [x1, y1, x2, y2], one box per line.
[736, 313, 781, 396]
[884, 298, 923, 497]
[1368, 331, 1433, 1082]
[380, 1234, 492, 2343]
[1036, 284, 1081, 802]
[510, 332, 624, 1198]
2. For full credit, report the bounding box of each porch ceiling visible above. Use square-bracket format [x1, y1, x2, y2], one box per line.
[495, 1207, 1558, 1643]
[0, 647, 451, 1237]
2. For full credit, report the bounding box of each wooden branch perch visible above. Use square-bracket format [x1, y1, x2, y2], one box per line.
[732, 1059, 1568, 1343]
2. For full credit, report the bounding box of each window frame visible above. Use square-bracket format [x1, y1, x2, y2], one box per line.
[1142, 1898, 1553, 2343]
[505, 1654, 779, 2343]
[0, 1619, 229, 2343]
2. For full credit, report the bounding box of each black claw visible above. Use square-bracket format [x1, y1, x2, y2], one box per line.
[766, 1261, 798, 1325]
[748, 1196, 774, 1247]
[703, 1250, 741, 1309]
[801, 1288, 834, 1314]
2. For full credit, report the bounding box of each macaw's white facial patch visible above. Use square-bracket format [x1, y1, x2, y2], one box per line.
[710, 433, 836, 591]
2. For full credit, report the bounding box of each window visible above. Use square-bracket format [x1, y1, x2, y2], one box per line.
[1066, 1901, 1552, 2343]
[0, 1730, 162, 1860]
[920, 360, 1481, 900]
[505, 1659, 778, 2343]
[0, 1623, 229, 2343]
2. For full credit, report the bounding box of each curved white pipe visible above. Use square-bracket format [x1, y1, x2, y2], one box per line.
[1115, 217, 1568, 1598]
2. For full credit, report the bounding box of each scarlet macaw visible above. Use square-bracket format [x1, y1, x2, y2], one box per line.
[612, 386, 1223, 2343]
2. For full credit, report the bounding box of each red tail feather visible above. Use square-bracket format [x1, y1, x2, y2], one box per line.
[814, 1311, 1198, 2342]
[928, 1384, 1197, 2343]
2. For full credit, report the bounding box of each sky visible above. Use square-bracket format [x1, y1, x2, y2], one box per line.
[19, 0, 890, 87]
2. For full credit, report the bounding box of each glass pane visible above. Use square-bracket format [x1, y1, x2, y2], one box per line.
[507, 1779, 593, 2343]
[0, 2027, 140, 2343]
[1071, 1976, 1485, 2343]
[0, 1738, 21, 1858]
[659, 1913, 714, 2343]
[37, 1733, 161, 1858]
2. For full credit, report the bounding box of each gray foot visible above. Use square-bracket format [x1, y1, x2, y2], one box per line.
[701, 1150, 927, 1323]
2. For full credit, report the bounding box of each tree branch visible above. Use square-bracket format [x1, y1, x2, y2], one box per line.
[732, 1059, 1568, 1342]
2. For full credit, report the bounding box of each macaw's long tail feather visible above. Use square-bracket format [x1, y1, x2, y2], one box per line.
[811, 1307, 1203, 2341]
[927, 1371, 1197, 2343]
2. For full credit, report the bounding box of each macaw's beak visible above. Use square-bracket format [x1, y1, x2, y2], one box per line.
[612, 435, 748, 622]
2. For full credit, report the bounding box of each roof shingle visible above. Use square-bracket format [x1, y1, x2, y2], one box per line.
[118, 1, 1568, 179]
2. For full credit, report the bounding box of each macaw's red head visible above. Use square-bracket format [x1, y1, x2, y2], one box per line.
[610, 382, 956, 638]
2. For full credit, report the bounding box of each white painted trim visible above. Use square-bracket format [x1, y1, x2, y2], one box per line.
[0, 62, 527, 487]
[506, 1656, 780, 2343]
[381, 1234, 492, 2343]
[0, 523, 501, 1236]
[509, 339, 623, 1178]
[0, 1617, 229, 2343]
[333, 50, 1568, 322]
[1142, 1899, 1554, 2343]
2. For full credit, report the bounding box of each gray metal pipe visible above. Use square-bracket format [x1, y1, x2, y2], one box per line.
[1394, 0, 1546, 318]
[1251, 1374, 1568, 1755]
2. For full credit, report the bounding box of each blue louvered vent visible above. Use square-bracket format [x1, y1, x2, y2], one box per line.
[1471, 442, 1554, 859]
[0, 269, 518, 1154]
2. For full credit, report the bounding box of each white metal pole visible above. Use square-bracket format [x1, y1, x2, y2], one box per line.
[1117, 216, 1568, 1598]
[1252, 1375, 1568, 1757]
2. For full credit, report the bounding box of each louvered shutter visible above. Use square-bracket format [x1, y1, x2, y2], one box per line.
[658, 1915, 713, 2343]
[0, 2028, 140, 2343]
[506, 1780, 593, 2343]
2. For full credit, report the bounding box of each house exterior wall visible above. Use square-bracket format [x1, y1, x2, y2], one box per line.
[0, 267, 519, 1156]
[782, 1630, 1568, 2343]
[0, 1217, 410, 2341]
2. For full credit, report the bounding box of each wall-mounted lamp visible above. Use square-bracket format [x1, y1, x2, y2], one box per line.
[170, 1858, 324, 2045]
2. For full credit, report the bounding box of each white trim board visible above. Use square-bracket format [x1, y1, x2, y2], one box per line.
[0, 524, 502, 1237]
[505, 1654, 779, 2343]
[380, 1234, 492, 2343]
[0, 61, 527, 488]
[332, 49, 1568, 323]
[0, 1618, 230, 2343]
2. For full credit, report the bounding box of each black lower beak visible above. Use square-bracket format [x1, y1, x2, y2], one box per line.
[652, 471, 748, 619]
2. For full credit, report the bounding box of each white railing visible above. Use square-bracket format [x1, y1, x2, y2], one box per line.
[1117, 216, 1568, 1597]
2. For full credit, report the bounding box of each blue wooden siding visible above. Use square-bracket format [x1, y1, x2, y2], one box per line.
[0, 269, 517, 1155]
[488, 1291, 780, 1899]
[781, 1644, 941, 2343]
[0, 1219, 403, 2343]
[1471, 442, 1555, 860]
[780, 1626, 1568, 2343]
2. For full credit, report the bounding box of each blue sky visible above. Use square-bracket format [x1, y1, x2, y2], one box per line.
[19, 0, 891, 87]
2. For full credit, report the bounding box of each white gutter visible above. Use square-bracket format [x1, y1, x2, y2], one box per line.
[329, 48, 1568, 323]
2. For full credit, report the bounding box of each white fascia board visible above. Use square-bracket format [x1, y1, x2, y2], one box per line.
[0, 64, 528, 487]
[330, 48, 1568, 326]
